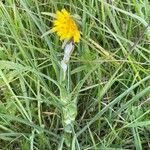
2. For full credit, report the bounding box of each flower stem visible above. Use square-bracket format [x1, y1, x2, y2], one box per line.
[59, 41, 77, 147]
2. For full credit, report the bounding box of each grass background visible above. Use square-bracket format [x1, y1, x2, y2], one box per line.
[0, 0, 150, 149]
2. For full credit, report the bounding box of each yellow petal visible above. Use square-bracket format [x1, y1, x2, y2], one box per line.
[52, 9, 80, 43]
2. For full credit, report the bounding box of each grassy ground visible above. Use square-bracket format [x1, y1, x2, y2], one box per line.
[0, 0, 150, 149]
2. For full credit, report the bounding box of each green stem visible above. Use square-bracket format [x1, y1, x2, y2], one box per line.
[59, 41, 77, 147]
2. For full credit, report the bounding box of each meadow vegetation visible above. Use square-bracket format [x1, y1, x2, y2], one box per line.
[0, 0, 150, 149]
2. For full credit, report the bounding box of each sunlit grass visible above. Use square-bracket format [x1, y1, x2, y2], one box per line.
[0, 0, 150, 149]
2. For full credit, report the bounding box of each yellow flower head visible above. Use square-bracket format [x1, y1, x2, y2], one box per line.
[52, 9, 80, 43]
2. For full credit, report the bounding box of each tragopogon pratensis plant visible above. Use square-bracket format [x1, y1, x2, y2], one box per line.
[42, 9, 80, 147]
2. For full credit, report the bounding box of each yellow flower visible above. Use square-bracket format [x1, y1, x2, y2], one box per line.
[52, 9, 80, 43]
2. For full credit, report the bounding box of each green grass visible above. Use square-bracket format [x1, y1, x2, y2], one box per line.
[0, 0, 150, 149]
